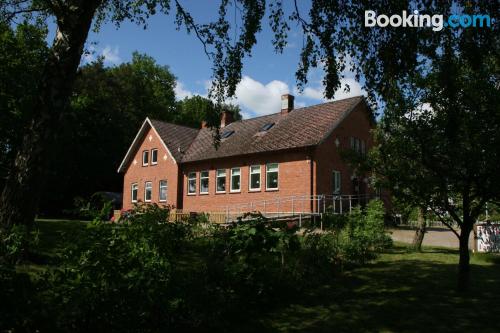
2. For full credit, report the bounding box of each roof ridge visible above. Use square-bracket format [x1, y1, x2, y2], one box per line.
[149, 118, 200, 132]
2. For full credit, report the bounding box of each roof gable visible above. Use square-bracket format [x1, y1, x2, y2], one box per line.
[117, 118, 198, 172]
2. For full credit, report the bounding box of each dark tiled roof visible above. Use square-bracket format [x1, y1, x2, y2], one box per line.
[179, 96, 365, 163]
[149, 119, 199, 161]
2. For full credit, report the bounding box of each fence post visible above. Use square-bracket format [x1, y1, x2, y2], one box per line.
[340, 197, 343, 214]
[349, 195, 352, 212]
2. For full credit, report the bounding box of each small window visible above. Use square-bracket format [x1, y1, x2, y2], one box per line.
[144, 181, 152, 202]
[332, 171, 341, 194]
[216, 169, 226, 193]
[142, 150, 149, 166]
[188, 172, 196, 195]
[151, 149, 158, 165]
[221, 130, 235, 139]
[249, 165, 261, 191]
[200, 170, 209, 194]
[266, 163, 279, 190]
[159, 180, 167, 202]
[260, 123, 274, 132]
[230, 168, 241, 192]
[131, 183, 138, 202]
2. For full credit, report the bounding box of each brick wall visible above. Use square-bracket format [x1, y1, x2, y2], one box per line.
[314, 102, 375, 197]
[122, 127, 180, 210]
[181, 150, 313, 213]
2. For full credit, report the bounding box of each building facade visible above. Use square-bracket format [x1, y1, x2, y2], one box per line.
[118, 95, 375, 214]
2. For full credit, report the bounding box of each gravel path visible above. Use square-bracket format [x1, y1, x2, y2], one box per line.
[388, 226, 475, 249]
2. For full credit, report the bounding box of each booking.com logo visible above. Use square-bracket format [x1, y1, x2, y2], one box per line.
[365, 10, 491, 31]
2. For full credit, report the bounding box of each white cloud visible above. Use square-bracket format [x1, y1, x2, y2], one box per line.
[102, 45, 121, 65]
[234, 76, 289, 116]
[174, 82, 194, 100]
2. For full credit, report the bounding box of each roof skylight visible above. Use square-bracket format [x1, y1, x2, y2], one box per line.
[221, 130, 235, 139]
[260, 123, 274, 132]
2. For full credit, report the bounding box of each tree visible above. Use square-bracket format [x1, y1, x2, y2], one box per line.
[39, 53, 178, 216]
[1, 1, 498, 293]
[0, 22, 48, 190]
[370, 48, 500, 289]
[175, 95, 241, 129]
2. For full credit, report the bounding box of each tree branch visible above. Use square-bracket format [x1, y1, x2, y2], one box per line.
[174, 0, 213, 59]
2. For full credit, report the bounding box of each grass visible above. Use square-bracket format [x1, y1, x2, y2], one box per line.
[254, 244, 500, 333]
[15, 219, 500, 332]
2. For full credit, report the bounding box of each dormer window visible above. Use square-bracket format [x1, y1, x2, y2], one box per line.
[260, 123, 274, 132]
[151, 149, 158, 165]
[221, 130, 235, 139]
[142, 150, 149, 166]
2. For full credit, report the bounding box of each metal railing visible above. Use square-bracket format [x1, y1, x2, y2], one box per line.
[220, 193, 379, 222]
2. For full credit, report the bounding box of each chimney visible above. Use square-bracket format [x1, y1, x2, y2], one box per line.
[281, 94, 294, 115]
[220, 111, 234, 128]
[201, 120, 208, 129]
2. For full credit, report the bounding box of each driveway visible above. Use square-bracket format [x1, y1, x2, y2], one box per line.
[388, 226, 475, 249]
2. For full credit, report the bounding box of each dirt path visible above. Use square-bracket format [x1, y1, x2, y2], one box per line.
[388, 226, 475, 249]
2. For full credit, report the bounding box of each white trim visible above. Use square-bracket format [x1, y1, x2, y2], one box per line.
[117, 117, 177, 173]
[159, 180, 167, 202]
[151, 149, 158, 165]
[131, 183, 138, 203]
[199, 170, 209, 194]
[216, 169, 226, 193]
[187, 172, 197, 195]
[142, 150, 149, 166]
[230, 167, 241, 193]
[249, 165, 261, 191]
[144, 181, 152, 202]
[265, 163, 279, 190]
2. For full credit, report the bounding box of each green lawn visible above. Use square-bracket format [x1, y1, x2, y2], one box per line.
[257, 245, 500, 333]
[21, 219, 500, 332]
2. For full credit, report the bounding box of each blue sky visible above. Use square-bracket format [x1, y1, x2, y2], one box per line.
[80, 1, 365, 118]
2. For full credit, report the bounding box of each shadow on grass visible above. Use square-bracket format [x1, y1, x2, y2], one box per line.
[249, 248, 500, 333]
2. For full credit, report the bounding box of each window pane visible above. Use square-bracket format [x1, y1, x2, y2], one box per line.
[250, 165, 261, 190]
[231, 168, 240, 191]
[145, 182, 152, 201]
[200, 170, 209, 193]
[151, 149, 158, 163]
[266, 163, 278, 189]
[159, 180, 167, 201]
[217, 169, 226, 192]
[188, 172, 196, 194]
[143, 151, 149, 165]
[131, 184, 138, 202]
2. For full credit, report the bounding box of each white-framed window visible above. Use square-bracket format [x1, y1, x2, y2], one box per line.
[230, 168, 241, 192]
[266, 163, 279, 190]
[249, 165, 261, 191]
[188, 172, 196, 195]
[144, 181, 152, 202]
[332, 170, 341, 194]
[159, 180, 167, 202]
[200, 170, 209, 194]
[216, 169, 226, 193]
[131, 183, 138, 202]
[151, 149, 158, 165]
[142, 150, 149, 166]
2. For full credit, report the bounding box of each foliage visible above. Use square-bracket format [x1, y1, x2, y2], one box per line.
[0, 224, 39, 265]
[175, 95, 242, 129]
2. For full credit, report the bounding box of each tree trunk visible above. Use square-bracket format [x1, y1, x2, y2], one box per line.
[0, 1, 101, 230]
[457, 224, 472, 291]
[412, 207, 426, 251]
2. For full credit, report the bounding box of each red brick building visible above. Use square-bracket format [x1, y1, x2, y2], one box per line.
[118, 95, 375, 214]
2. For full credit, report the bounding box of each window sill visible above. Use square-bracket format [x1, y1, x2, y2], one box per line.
[159, 199, 167, 202]
[199, 192, 209, 195]
[249, 189, 261, 192]
[151, 162, 158, 166]
[230, 190, 241, 194]
[265, 188, 279, 192]
[187, 193, 196, 196]
[216, 191, 226, 195]
[144, 200, 152, 203]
